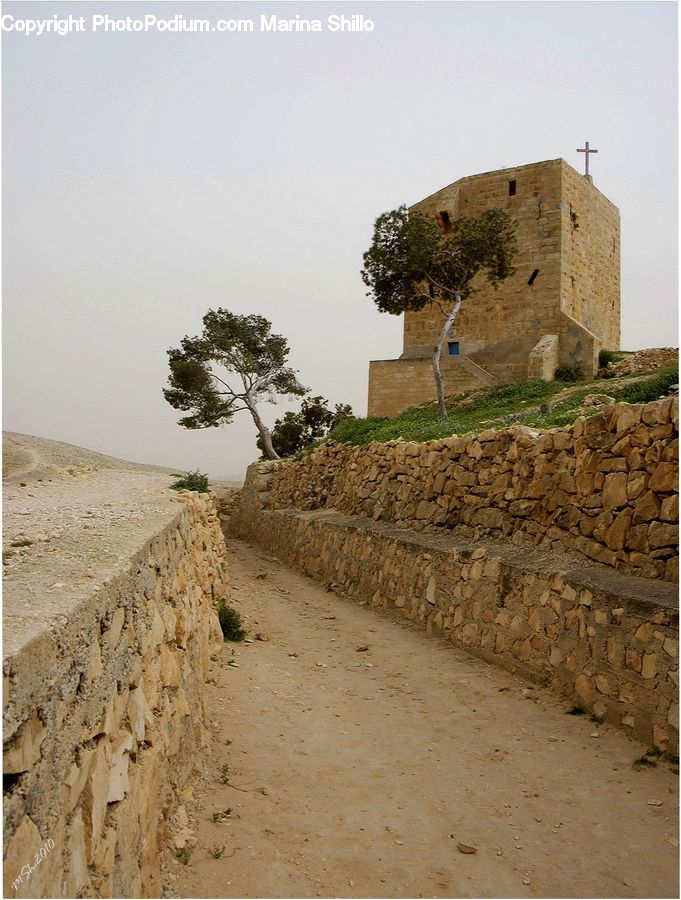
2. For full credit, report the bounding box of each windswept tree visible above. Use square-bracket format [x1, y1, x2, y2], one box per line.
[163, 308, 306, 460]
[361, 205, 516, 418]
[256, 395, 353, 458]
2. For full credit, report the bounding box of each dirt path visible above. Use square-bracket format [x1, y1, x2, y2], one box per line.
[169, 536, 679, 899]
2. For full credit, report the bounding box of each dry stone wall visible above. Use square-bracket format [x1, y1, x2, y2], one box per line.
[230, 470, 679, 753]
[3, 490, 227, 899]
[268, 397, 678, 582]
[608, 348, 679, 377]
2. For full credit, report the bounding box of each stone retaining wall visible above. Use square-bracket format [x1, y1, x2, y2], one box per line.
[267, 397, 679, 582]
[3, 491, 227, 899]
[230, 474, 678, 752]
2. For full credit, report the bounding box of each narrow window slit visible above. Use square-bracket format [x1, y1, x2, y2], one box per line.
[528, 269, 539, 286]
[508, 180, 517, 197]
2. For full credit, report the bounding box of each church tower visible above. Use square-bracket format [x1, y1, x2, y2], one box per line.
[367, 157, 620, 418]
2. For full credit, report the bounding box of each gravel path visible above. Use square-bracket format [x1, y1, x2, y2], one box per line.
[170, 535, 679, 900]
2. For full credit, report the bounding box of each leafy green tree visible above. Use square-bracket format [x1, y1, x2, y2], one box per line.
[257, 395, 353, 458]
[163, 308, 306, 460]
[361, 205, 516, 418]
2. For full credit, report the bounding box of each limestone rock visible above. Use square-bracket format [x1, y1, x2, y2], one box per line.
[3, 816, 61, 899]
[108, 730, 134, 803]
[3, 713, 46, 774]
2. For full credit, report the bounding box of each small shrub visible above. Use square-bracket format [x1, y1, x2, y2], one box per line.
[212, 808, 233, 823]
[170, 470, 209, 493]
[175, 846, 193, 865]
[210, 845, 226, 859]
[217, 600, 246, 642]
[633, 748, 662, 769]
[554, 363, 583, 383]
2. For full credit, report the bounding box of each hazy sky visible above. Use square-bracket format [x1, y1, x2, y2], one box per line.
[3, 1, 677, 479]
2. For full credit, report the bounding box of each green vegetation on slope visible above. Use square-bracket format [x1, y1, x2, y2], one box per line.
[170, 470, 209, 492]
[328, 367, 678, 447]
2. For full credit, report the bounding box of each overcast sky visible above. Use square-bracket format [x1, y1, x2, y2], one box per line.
[2, 1, 677, 479]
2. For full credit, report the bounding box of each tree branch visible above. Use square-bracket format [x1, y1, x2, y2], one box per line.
[424, 272, 455, 295]
[208, 371, 238, 395]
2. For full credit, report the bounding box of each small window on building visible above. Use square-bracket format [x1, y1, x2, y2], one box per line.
[508, 179, 517, 197]
[448, 341, 460, 356]
[428, 283, 435, 299]
[528, 268, 539, 286]
[437, 211, 452, 234]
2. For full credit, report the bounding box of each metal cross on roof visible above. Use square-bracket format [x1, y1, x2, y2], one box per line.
[577, 141, 598, 177]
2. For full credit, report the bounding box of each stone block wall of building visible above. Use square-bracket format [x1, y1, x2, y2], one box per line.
[368, 357, 490, 418]
[3, 492, 227, 899]
[560, 162, 621, 351]
[267, 397, 679, 582]
[559, 310, 600, 379]
[367, 158, 620, 416]
[528, 335, 560, 380]
[229, 471, 678, 753]
[403, 160, 565, 358]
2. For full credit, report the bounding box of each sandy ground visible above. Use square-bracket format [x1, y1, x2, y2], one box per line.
[170, 535, 679, 900]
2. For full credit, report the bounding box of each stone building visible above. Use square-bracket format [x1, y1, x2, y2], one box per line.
[367, 158, 620, 417]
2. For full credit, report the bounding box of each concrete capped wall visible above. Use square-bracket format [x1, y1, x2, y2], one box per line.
[3, 489, 228, 898]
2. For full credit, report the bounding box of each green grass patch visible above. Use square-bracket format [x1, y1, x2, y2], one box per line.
[330, 379, 564, 446]
[327, 368, 678, 448]
[527, 367, 676, 431]
[607, 367, 678, 404]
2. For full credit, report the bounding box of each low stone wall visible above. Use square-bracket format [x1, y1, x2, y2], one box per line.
[609, 347, 678, 377]
[230, 475, 679, 752]
[3, 489, 227, 898]
[267, 397, 679, 582]
[367, 357, 485, 418]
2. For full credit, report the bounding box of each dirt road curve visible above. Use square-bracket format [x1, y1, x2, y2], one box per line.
[170, 536, 678, 900]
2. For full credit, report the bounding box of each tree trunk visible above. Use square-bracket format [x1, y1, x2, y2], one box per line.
[246, 400, 280, 460]
[432, 294, 462, 419]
